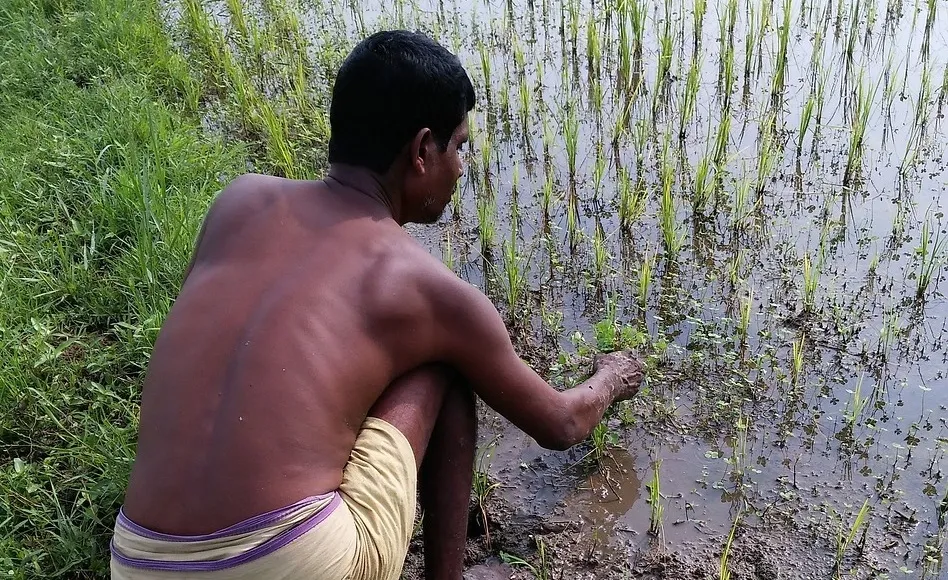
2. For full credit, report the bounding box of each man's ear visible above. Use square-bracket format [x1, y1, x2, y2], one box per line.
[410, 127, 434, 175]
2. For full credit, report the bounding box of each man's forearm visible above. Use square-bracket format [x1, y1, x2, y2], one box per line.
[554, 372, 618, 449]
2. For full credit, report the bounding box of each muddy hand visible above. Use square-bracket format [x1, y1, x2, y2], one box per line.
[593, 350, 645, 402]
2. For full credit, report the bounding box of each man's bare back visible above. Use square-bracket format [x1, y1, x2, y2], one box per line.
[124, 172, 474, 533]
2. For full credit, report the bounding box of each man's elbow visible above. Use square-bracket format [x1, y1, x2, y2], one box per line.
[535, 415, 583, 451]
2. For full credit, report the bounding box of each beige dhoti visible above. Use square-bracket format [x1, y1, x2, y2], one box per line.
[111, 417, 416, 580]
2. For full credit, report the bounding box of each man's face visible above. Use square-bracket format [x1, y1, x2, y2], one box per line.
[407, 118, 469, 224]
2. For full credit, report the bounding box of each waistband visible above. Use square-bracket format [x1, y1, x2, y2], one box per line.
[111, 492, 342, 572]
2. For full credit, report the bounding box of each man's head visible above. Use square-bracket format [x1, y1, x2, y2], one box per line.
[328, 30, 475, 224]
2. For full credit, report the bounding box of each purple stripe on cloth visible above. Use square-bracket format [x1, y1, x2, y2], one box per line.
[111, 492, 342, 573]
[116, 492, 337, 542]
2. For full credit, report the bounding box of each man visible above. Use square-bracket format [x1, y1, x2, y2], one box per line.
[111, 30, 643, 580]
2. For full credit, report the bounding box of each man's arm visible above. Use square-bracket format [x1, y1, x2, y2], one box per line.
[431, 277, 642, 450]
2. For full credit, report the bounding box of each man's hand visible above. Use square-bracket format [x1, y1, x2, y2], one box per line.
[593, 350, 645, 402]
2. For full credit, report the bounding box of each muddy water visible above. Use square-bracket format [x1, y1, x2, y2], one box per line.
[336, 0, 948, 575]
[178, 0, 948, 575]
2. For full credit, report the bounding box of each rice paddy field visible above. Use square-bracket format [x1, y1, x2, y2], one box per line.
[3, 0, 948, 577]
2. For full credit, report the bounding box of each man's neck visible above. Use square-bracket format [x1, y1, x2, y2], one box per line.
[326, 164, 403, 223]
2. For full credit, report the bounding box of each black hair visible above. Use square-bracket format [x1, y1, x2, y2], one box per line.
[327, 30, 476, 174]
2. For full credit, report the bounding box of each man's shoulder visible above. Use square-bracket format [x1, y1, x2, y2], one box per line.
[365, 238, 474, 305]
[214, 173, 283, 208]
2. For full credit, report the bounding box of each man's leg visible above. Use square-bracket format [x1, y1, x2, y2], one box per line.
[368, 364, 477, 580]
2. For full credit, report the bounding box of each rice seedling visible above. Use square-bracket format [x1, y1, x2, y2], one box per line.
[472, 444, 501, 548]
[713, 110, 731, 169]
[796, 92, 816, 157]
[813, 64, 830, 132]
[719, 506, 743, 580]
[863, 0, 878, 53]
[729, 414, 749, 477]
[225, 0, 251, 44]
[738, 287, 753, 345]
[791, 333, 806, 383]
[758, 0, 774, 71]
[653, 16, 674, 113]
[844, 0, 862, 77]
[477, 192, 496, 253]
[834, 499, 871, 577]
[921, 0, 936, 59]
[913, 62, 936, 135]
[594, 292, 620, 350]
[563, 101, 579, 180]
[501, 225, 528, 320]
[499, 81, 511, 125]
[732, 175, 754, 228]
[729, 248, 745, 286]
[480, 129, 493, 187]
[843, 69, 878, 187]
[541, 169, 556, 219]
[512, 36, 526, 76]
[618, 8, 633, 92]
[478, 38, 492, 97]
[808, 15, 825, 81]
[617, 0, 645, 93]
[718, 0, 738, 101]
[632, 117, 650, 170]
[541, 105, 554, 165]
[638, 250, 654, 311]
[619, 167, 645, 229]
[679, 56, 702, 140]
[648, 460, 665, 537]
[518, 74, 531, 125]
[588, 420, 619, 463]
[755, 114, 778, 196]
[743, 3, 759, 90]
[771, 0, 793, 101]
[915, 217, 947, 300]
[693, 0, 707, 51]
[659, 140, 684, 258]
[257, 99, 299, 178]
[501, 537, 552, 580]
[592, 222, 610, 279]
[586, 12, 601, 78]
[842, 373, 870, 429]
[182, 0, 228, 88]
[693, 153, 713, 214]
[566, 196, 580, 244]
[802, 253, 819, 311]
[442, 231, 455, 271]
[591, 78, 604, 120]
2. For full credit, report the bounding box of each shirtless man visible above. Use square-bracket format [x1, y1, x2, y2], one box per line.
[111, 30, 644, 580]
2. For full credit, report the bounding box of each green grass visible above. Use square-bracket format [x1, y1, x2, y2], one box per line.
[0, 0, 254, 576]
[0, 0, 340, 575]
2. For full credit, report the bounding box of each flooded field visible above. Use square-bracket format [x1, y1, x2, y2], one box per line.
[170, 0, 948, 576]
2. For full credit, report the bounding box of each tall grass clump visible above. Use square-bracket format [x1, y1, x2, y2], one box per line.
[0, 0, 251, 575]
